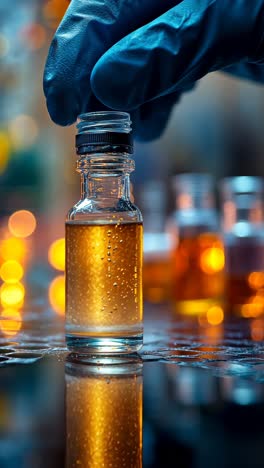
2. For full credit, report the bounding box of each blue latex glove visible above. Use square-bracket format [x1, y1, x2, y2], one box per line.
[44, 0, 264, 141]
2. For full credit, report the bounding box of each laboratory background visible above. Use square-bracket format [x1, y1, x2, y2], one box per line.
[1, 0, 264, 319]
[1, 1, 264, 467]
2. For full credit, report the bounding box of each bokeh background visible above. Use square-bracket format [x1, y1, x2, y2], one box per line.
[1, 7, 264, 467]
[1, 0, 264, 333]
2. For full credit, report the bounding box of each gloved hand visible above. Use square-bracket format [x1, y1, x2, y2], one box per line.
[44, 0, 264, 141]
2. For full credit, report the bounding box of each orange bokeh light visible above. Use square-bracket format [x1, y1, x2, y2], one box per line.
[206, 306, 224, 326]
[48, 238, 65, 271]
[241, 304, 254, 318]
[49, 275, 65, 315]
[43, 0, 69, 27]
[0, 260, 24, 283]
[241, 294, 264, 318]
[0, 282, 25, 308]
[200, 247, 225, 275]
[0, 237, 27, 263]
[0, 309, 22, 337]
[248, 272, 264, 290]
[251, 319, 264, 341]
[8, 210, 36, 238]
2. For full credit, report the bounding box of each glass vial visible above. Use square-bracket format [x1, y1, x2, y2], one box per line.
[65, 358, 143, 468]
[66, 112, 143, 354]
[168, 174, 225, 317]
[220, 176, 264, 317]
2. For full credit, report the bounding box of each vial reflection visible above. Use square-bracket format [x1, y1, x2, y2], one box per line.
[65, 357, 143, 468]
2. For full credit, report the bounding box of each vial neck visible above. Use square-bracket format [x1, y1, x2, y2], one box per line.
[81, 173, 130, 200]
[78, 153, 134, 201]
[176, 191, 214, 211]
[223, 195, 264, 229]
[237, 195, 263, 222]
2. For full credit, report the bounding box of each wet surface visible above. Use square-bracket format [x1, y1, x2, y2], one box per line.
[1, 304, 264, 467]
[0, 304, 264, 381]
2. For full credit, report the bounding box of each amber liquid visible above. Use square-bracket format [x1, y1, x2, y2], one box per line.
[225, 241, 264, 317]
[143, 255, 171, 303]
[171, 232, 225, 315]
[66, 222, 143, 341]
[66, 368, 142, 468]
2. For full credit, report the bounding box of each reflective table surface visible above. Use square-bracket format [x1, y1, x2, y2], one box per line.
[1, 303, 264, 467]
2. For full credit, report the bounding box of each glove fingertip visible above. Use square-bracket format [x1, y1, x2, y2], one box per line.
[43, 59, 80, 126]
[45, 89, 79, 126]
[90, 59, 139, 111]
[47, 109, 75, 127]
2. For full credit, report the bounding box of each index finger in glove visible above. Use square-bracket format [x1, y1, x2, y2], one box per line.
[43, 0, 180, 125]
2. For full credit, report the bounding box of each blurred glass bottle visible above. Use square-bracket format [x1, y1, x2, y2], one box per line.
[65, 358, 143, 468]
[141, 181, 171, 303]
[168, 174, 225, 316]
[220, 176, 264, 317]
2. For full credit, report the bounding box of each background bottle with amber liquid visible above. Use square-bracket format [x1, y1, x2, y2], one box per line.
[66, 112, 143, 354]
[168, 174, 225, 317]
[220, 177, 264, 317]
[141, 181, 171, 304]
[65, 358, 142, 468]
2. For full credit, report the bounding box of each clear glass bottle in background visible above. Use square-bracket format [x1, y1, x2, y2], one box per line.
[168, 174, 225, 317]
[65, 357, 143, 468]
[66, 112, 143, 354]
[220, 176, 264, 317]
[141, 181, 171, 304]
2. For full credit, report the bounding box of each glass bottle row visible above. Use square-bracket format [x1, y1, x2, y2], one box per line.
[144, 173, 264, 320]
